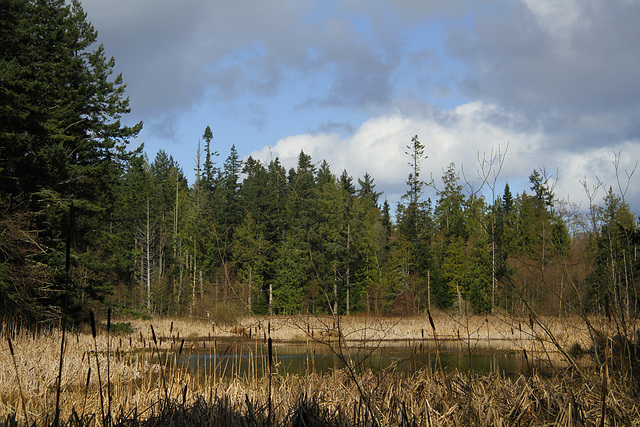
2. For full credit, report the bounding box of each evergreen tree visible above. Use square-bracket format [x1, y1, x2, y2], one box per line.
[399, 135, 427, 239]
[271, 231, 307, 314]
[240, 156, 269, 222]
[357, 173, 382, 207]
[202, 125, 219, 189]
[468, 243, 492, 314]
[232, 213, 270, 313]
[219, 145, 244, 232]
[434, 163, 467, 243]
[590, 188, 639, 317]
[441, 236, 469, 312]
[491, 184, 515, 308]
[111, 152, 153, 299]
[432, 164, 468, 309]
[316, 160, 333, 187]
[0, 0, 142, 320]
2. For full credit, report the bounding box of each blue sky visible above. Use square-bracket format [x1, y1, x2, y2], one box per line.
[80, 0, 640, 215]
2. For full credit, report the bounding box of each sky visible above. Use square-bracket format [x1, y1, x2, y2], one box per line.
[80, 0, 640, 218]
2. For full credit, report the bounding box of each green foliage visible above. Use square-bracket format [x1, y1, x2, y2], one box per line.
[3, 5, 637, 321]
[208, 302, 244, 326]
[588, 188, 639, 315]
[441, 237, 469, 298]
[270, 233, 307, 314]
[435, 163, 467, 243]
[468, 245, 492, 314]
[111, 322, 134, 335]
[1, 0, 141, 321]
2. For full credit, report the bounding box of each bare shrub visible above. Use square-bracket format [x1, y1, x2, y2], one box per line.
[208, 301, 244, 326]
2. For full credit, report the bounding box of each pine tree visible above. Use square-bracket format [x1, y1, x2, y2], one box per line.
[399, 135, 427, 239]
[0, 0, 142, 320]
[232, 213, 270, 312]
[202, 125, 219, 189]
[590, 188, 638, 317]
[219, 145, 244, 232]
[357, 173, 382, 207]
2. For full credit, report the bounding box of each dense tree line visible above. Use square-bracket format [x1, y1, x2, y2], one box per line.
[1, 0, 639, 324]
[104, 140, 640, 322]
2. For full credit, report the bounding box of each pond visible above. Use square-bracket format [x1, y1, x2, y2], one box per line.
[175, 338, 550, 378]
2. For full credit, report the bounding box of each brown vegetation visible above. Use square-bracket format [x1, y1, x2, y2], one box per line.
[229, 326, 251, 338]
[1, 315, 637, 426]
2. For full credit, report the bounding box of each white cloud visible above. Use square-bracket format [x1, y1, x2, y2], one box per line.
[251, 101, 640, 212]
[80, 0, 640, 214]
[556, 142, 640, 210]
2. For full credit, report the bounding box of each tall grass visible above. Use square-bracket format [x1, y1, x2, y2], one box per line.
[1, 315, 637, 426]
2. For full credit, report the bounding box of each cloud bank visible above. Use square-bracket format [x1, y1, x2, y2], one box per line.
[79, 0, 640, 212]
[253, 101, 640, 210]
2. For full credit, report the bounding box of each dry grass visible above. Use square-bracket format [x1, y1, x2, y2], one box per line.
[0, 314, 634, 426]
[129, 312, 593, 353]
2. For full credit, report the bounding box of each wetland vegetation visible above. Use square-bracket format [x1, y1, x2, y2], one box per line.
[2, 314, 639, 425]
[2, 0, 640, 425]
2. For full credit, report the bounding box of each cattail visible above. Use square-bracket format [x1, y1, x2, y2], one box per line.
[151, 324, 158, 346]
[150, 324, 169, 402]
[90, 310, 97, 339]
[7, 335, 14, 356]
[427, 309, 436, 332]
[54, 324, 66, 427]
[106, 307, 112, 424]
[81, 367, 91, 419]
[89, 310, 105, 427]
[7, 335, 28, 425]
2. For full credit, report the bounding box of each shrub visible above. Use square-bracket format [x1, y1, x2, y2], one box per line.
[209, 302, 243, 326]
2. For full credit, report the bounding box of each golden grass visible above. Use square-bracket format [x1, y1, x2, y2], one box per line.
[128, 311, 593, 353]
[0, 314, 633, 426]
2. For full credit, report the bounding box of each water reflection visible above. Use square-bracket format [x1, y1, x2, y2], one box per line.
[179, 340, 535, 377]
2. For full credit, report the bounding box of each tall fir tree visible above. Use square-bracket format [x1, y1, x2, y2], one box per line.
[0, 0, 142, 320]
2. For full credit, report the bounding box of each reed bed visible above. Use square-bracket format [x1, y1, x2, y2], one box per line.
[129, 312, 593, 352]
[1, 315, 635, 426]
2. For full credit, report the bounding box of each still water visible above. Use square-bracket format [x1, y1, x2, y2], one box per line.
[177, 339, 537, 377]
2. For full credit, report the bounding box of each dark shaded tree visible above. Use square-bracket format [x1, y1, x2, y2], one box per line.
[0, 0, 142, 320]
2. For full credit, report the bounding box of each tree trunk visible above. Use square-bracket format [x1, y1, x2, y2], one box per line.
[346, 288, 350, 316]
[346, 223, 350, 316]
[333, 264, 338, 315]
[428, 270, 431, 311]
[174, 168, 178, 259]
[248, 266, 252, 312]
[146, 197, 151, 311]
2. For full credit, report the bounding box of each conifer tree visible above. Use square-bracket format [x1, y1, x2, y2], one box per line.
[202, 125, 219, 189]
[399, 135, 427, 239]
[0, 0, 142, 320]
[357, 173, 382, 207]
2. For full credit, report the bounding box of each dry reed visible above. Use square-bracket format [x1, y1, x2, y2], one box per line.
[129, 312, 593, 352]
[1, 315, 636, 426]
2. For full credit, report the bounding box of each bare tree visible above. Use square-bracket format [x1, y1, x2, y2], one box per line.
[137, 197, 158, 312]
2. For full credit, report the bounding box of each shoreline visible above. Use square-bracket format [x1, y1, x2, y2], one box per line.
[124, 312, 594, 354]
[0, 314, 635, 425]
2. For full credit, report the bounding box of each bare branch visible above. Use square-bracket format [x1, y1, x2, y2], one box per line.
[613, 150, 638, 203]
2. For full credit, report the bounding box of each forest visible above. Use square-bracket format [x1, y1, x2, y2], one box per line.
[1, 0, 639, 326]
